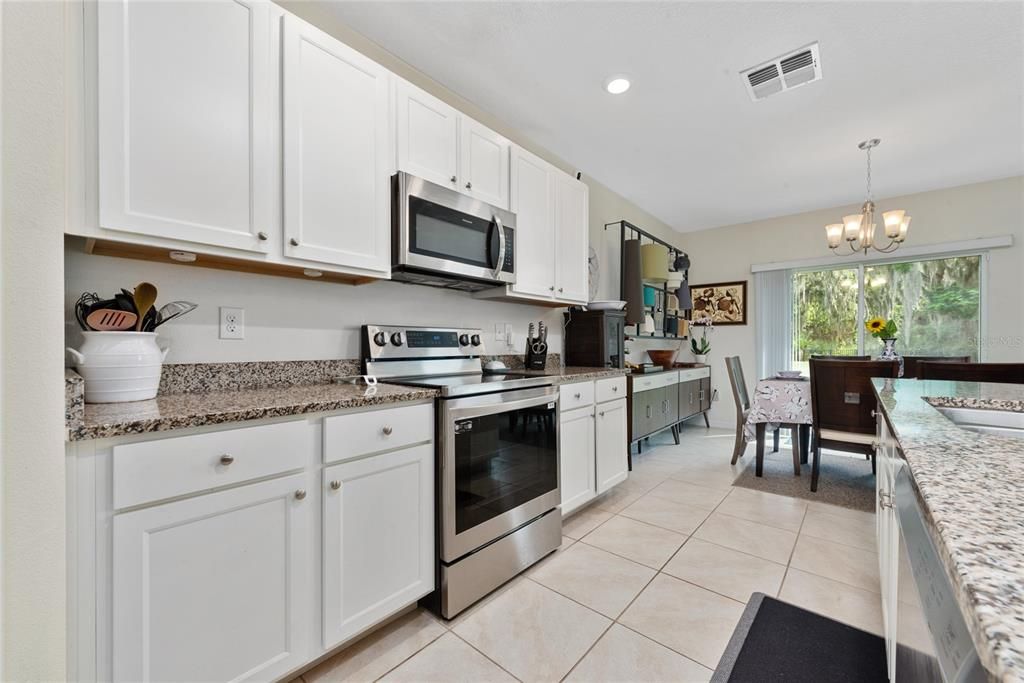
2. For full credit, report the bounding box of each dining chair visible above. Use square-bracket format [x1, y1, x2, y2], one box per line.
[808, 358, 899, 492]
[810, 355, 870, 360]
[917, 361, 1024, 384]
[725, 356, 780, 465]
[901, 355, 970, 379]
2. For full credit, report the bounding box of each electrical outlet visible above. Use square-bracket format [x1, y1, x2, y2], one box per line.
[219, 307, 244, 340]
[494, 323, 504, 341]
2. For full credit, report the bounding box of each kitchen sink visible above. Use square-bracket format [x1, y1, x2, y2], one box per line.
[934, 405, 1024, 439]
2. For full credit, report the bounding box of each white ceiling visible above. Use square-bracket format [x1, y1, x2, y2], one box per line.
[323, 1, 1024, 232]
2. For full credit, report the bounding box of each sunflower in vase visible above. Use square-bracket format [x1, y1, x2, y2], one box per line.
[865, 317, 900, 360]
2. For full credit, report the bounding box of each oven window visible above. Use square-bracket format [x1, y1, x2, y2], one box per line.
[454, 404, 557, 535]
[409, 196, 494, 269]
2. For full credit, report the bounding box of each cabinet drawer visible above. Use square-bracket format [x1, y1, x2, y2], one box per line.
[595, 376, 626, 403]
[559, 381, 595, 412]
[112, 420, 310, 510]
[324, 402, 433, 463]
[632, 370, 679, 393]
[678, 367, 711, 382]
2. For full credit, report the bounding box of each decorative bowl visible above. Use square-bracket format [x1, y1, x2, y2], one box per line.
[647, 349, 679, 369]
[776, 370, 803, 379]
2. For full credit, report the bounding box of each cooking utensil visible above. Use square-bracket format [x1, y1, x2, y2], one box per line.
[155, 301, 197, 328]
[75, 292, 101, 330]
[131, 282, 157, 331]
[85, 309, 138, 331]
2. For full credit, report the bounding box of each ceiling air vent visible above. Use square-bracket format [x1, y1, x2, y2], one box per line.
[741, 42, 821, 101]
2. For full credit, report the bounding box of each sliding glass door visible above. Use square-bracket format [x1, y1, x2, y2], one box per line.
[791, 255, 981, 372]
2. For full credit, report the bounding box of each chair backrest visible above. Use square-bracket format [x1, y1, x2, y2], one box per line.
[901, 356, 970, 379]
[810, 355, 870, 360]
[917, 361, 1024, 384]
[809, 359, 899, 435]
[724, 356, 750, 415]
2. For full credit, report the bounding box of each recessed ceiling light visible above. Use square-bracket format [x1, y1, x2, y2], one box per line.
[604, 76, 631, 95]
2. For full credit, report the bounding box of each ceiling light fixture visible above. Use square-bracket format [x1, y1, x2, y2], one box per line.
[825, 138, 910, 255]
[604, 76, 631, 95]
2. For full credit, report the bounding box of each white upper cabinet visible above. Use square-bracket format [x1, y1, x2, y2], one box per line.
[554, 174, 590, 304]
[281, 16, 391, 274]
[395, 80, 459, 189]
[460, 117, 511, 208]
[97, 0, 272, 252]
[510, 146, 556, 298]
[393, 81, 510, 208]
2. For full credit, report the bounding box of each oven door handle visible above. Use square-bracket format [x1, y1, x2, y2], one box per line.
[446, 387, 556, 420]
[491, 214, 506, 281]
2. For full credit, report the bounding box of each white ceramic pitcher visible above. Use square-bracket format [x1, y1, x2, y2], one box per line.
[67, 331, 169, 403]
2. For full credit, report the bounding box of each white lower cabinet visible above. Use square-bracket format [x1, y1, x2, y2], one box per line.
[595, 398, 629, 493]
[71, 402, 436, 683]
[112, 472, 314, 683]
[559, 406, 596, 516]
[322, 444, 434, 649]
[559, 380, 629, 516]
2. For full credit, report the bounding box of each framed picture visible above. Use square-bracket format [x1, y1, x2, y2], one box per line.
[689, 281, 747, 325]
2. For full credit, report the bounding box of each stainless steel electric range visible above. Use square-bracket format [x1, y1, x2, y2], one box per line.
[361, 325, 562, 619]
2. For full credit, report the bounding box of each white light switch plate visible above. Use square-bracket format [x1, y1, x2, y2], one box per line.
[219, 307, 244, 340]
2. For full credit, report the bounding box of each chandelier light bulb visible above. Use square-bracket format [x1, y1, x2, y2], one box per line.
[882, 209, 906, 239]
[843, 214, 863, 241]
[896, 216, 911, 242]
[825, 223, 844, 248]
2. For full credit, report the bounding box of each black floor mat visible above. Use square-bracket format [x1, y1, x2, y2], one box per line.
[713, 593, 888, 683]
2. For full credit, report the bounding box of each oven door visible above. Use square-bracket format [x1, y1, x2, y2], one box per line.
[394, 172, 515, 284]
[440, 386, 559, 562]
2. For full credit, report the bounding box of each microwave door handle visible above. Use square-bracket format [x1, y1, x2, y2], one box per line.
[492, 214, 506, 280]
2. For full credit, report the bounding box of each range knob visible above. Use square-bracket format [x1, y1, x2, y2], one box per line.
[459, 334, 470, 346]
[470, 334, 481, 346]
[390, 332, 404, 346]
[372, 331, 387, 347]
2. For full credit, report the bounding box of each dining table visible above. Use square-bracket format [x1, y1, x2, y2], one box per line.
[743, 375, 813, 477]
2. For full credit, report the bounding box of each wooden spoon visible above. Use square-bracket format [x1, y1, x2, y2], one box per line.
[132, 282, 158, 331]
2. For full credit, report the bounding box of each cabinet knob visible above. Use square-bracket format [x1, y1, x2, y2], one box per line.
[257, 231, 268, 241]
[450, 175, 457, 183]
[878, 490, 893, 509]
[330, 480, 341, 491]
[382, 425, 394, 436]
[294, 489, 307, 500]
[219, 454, 234, 466]
[289, 238, 299, 247]
[599, 411, 606, 417]
[612, 386, 618, 392]
[549, 286, 555, 291]
[558, 287, 564, 293]
[871, 410, 878, 417]
[574, 392, 581, 399]
[465, 181, 472, 190]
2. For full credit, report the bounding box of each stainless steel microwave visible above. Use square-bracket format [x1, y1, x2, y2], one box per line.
[392, 172, 516, 291]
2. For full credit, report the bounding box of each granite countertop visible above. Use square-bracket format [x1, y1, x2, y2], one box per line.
[518, 366, 630, 384]
[67, 381, 438, 441]
[872, 378, 1024, 682]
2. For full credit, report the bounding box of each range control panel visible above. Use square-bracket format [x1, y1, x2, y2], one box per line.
[363, 325, 485, 361]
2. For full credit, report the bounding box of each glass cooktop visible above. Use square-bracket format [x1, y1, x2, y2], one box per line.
[388, 372, 554, 397]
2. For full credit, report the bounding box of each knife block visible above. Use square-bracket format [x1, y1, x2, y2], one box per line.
[525, 344, 548, 371]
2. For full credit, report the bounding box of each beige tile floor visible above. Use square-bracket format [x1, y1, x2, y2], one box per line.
[295, 427, 881, 683]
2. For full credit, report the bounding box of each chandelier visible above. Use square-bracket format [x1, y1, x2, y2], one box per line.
[825, 138, 910, 255]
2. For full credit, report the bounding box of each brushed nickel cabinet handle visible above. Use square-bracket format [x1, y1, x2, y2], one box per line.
[257, 231, 268, 241]
[382, 425, 394, 436]
[219, 454, 234, 466]
[465, 181, 472, 190]
[294, 489, 307, 500]
[450, 175, 457, 183]
[289, 238, 299, 247]
[330, 480, 341, 491]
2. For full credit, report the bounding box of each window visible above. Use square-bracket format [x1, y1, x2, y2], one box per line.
[791, 255, 981, 371]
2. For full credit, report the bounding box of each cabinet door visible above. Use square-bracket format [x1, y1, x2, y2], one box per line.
[510, 146, 556, 299]
[665, 380, 680, 425]
[553, 175, 590, 304]
[395, 80, 459, 189]
[632, 388, 660, 438]
[282, 15, 391, 273]
[678, 380, 695, 419]
[876, 418, 899, 679]
[459, 116, 510, 208]
[323, 444, 434, 649]
[559, 407, 596, 516]
[112, 473, 313, 683]
[98, 0, 271, 252]
[700, 377, 712, 412]
[596, 399, 629, 493]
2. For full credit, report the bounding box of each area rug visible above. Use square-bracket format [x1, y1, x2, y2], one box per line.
[712, 593, 887, 682]
[731, 447, 875, 512]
